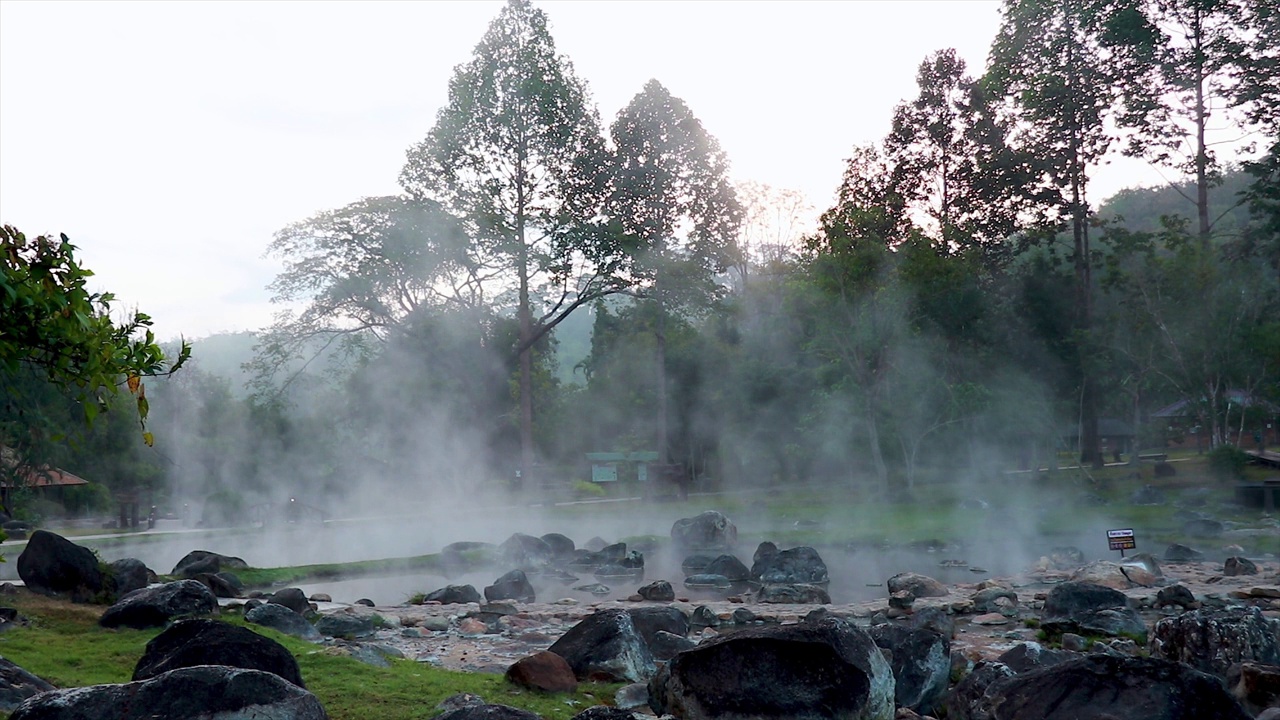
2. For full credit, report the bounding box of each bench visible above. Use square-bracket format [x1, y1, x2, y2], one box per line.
[1138, 453, 1169, 462]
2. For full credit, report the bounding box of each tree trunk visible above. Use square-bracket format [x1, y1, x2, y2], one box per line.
[655, 260, 669, 463]
[516, 163, 535, 490]
[1192, 9, 1212, 245]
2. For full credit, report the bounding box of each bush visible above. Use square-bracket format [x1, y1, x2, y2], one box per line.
[1208, 445, 1251, 480]
[573, 480, 606, 498]
[61, 483, 113, 516]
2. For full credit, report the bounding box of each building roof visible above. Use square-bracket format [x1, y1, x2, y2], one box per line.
[1152, 391, 1280, 419]
[0, 447, 90, 488]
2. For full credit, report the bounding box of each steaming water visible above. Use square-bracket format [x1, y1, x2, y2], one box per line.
[0, 494, 1130, 606]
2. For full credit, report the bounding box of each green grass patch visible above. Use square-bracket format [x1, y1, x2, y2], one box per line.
[231, 554, 445, 590]
[0, 590, 621, 720]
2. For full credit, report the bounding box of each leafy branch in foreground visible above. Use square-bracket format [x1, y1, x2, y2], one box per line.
[0, 225, 190, 446]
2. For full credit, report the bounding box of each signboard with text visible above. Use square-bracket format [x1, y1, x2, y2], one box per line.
[1107, 528, 1136, 551]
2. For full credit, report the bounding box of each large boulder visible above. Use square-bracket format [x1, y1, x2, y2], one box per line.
[106, 558, 153, 598]
[267, 587, 311, 615]
[16, 530, 105, 602]
[648, 616, 895, 720]
[867, 623, 950, 715]
[245, 602, 322, 641]
[752, 546, 828, 585]
[314, 612, 376, 639]
[670, 511, 737, 552]
[484, 569, 535, 603]
[703, 555, 750, 582]
[499, 533, 554, 569]
[436, 704, 542, 720]
[170, 550, 248, 578]
[547, 608, 657, 683]
[98, 580, 218, 629]
[1039, 581, 1146, 640]
[540, 533, 576, 560]
[627, 606, 690, 648]
[505, 651, 577, 693]
[944, 661, 1015, 720]
[637, 581, 675, 602]
[757, 583, 831, 604]
[423, 584, 482, 605]
[1148, 606, 1280, 679]
[1229, 662, 1280, 716]
[887, 572, 948, 599]
[132, 618, 304, 688]
[974, 654, 1250, 720]
[9, 665, 328, 720]
[995, 642, 1076, 674]
[0, 657, 55, 712]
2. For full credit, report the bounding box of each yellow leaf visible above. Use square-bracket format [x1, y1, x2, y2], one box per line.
[127, 375, 141, 393]
[143, 432, 154, 447]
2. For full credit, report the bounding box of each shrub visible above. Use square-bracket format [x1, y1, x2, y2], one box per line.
[573, 480, 605, 498]
[1208, 445, 1251, 480]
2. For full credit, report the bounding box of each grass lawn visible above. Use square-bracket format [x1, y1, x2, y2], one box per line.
[0, 591, 621, 720]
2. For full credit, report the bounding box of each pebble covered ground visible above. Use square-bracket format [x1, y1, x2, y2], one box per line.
[295, 556, 1280, 674]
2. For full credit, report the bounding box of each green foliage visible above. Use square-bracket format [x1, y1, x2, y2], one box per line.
[1208, 445, 1251, 480]
[0, 591, 622, 720]
[572, 480, 605, 498]
[0, 225, 190, 442]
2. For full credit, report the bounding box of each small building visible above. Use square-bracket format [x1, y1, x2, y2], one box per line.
[1060, 418, 1136, 456]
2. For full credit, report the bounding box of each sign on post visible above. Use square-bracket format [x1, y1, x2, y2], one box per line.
[1107, 528, 1136, 555]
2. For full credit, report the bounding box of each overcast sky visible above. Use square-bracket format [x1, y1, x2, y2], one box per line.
[1, 0, 1168, 341]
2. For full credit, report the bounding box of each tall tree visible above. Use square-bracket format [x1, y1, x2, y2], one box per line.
[609, 79, 742, 462]
[988, 0, 1156, 466]
[1120, 0, 1254, 245]
[885, 48, 1039, 269]
[399, 0, 623, 484]
[252, 195, 469, 394]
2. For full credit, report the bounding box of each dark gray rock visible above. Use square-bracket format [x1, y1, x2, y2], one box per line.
[971, 587, 1019, 614]
[752, 541, 778, 570]
[1149, 606, 1280, 679]
[1164, 543, 1204, 561]
[540, 533, 576, 559]
[484, 569, 535, 603]
[245, 602, 322, 641]
[649, 630, 696, 661]
[908, 607, 955, 639]
[680, 554, 717, 576]
[170, 550, 247, 578]
[996, 641, 1076, 674]
[436, 704, 541, 720]
[99, 580, 218, 629]
[690, 605, 719, 627]
[267, 587, 310, 614]
[648, 616, 894, 720]
[132, 618, 304, 687]
[1156, 584, 1198, 609]
[0, 657, 54, 712]
[757, 583, 831, 604]
[16, 530, 104, 602]
[314, 612, 376, 639]
[974, 654, 1250, 720]
[628, 606, 690, 649]
[703, 554, 750, 582]
[944, 660, 1014, 720]
[670, 511, 737, 552]
[548, 608, 656, 683]
[637, 581, 675, 602]
[752, 546, 829, 585]
[499, 533, 554, 569]
[423, 584, 482, 605]
[190, 572, 241, 599]
[1039, 581, 1147, 640]
[440, 541, 498, 570]
[683, 574, 731, 591]
[1224, 556, 1258, 576]
[887, 572, 948, 599]
[571, 707, 644, 720]
[868, 623, 950, 715]
[107, 558, 152, 598]
[10, 666, 327, 720]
